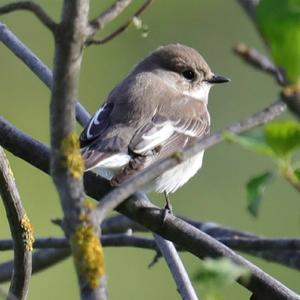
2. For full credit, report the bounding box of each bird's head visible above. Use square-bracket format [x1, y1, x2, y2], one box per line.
[134, 43, 230, 103]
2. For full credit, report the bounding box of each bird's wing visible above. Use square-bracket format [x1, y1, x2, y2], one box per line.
[111, 98, 210, 185]
[129, 97, 210, 156]
[80, 101, 133, 171]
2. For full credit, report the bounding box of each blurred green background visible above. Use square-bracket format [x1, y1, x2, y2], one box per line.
[0, 0, 299, 299]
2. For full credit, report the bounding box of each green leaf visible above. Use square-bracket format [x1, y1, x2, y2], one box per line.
[256, 0, 300, 84]
[193, 258, 250, 291]
[264, 120, 300, 156]
[294, 168, 300, 180]
[246, 172, 274, 217]
[224, 131, 274, 156]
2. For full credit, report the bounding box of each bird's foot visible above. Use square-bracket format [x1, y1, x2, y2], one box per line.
[162, 191, 173, 222]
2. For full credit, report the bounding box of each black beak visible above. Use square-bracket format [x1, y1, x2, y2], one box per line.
[207, 75, 230, 84]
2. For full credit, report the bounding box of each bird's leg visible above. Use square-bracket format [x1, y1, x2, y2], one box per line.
[164, 191, 173, 214]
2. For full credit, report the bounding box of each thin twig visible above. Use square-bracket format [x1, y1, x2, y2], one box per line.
[0, 235, 157, 283]
[88, 0, 132, 34]
[0, 234, 157, 251]
[0, 1, 57, 33]
[0, 119, 299, 299]
[0, 249, 70, 283]
[0, 287, 18, 300]
[0, 22, 91, 127]
[234, 43, 286, 85]
[236, 0, 258, 23]
[0, 147, 32, 300]
[1, 233, 300, 283]
[153, 234, 198, 300]
[87, 0, 154, 46]
[93, 100, 286, 222]
[0, 232, 300, 255]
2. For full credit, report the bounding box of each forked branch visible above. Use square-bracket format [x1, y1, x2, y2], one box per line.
[88, 0, 132, 34]
[87, 0, 154, 45]
[234, 43, 287, 85]
[0, 1, 57, 33]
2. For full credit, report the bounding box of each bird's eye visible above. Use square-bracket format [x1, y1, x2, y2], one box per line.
[182, 69, 196, 81]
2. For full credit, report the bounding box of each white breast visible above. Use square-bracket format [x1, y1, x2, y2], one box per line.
[92, 151, 205, 195]
[149, 151, 205, 194]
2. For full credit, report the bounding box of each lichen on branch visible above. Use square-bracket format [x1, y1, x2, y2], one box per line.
[21, 214, 34, 252]
[60, 132, 84, 179]
[70, 222, 105, 289]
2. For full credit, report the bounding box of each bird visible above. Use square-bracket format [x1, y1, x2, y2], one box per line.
[80, 44, 229, 211]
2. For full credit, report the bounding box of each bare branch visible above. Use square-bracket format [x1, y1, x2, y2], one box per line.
[0, 287, 18, 300]
[0, 147, 32, 300]
[0, 231, 300, 258]
[236, 0, 258, 23]
[0, 234, 156, 251]
[153, 234, 198, 300]
[50, 1, 107, 299]
[219, 237, 300, 251]
[0, 1, 57, 33]
[0, 22, 91, 127]
[87, 0, 154, 46]
[93, 100, 286, 222]
[0, 249, 70, 283]
[1, 232, 300, 286]
[0, 235, 157, 283]
[234, 44, 287, 85]
[88, 0, 132, 34]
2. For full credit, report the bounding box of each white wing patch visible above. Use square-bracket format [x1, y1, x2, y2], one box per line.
[89, 153, 130, 170]
[86, 103, 107, 139]
[89, 153, 131, 180]
[133, 116, 207, 155]
[134, 122, 174, 154]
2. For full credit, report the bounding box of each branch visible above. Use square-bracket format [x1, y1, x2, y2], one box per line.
[0, 249, 70, 283]
[0, 1, 57, 33]
[50, 1, 107, 299]
[0, 235, 157, 283]
[1, 232, 300, 286]
[88, 0, 132, 35]
[0, 289, 18, 300]
[0, 233, 300, 257]
[234, 44, 287, 85]
[86, 0, 154, 46]
[236, 0, 258, 23]
[93, 100, 286, 222]
[0, 147, 32, 300]
[153, 234, 198, 300]
[0, 22, 91, 127]
[0, 234, 156, 251]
